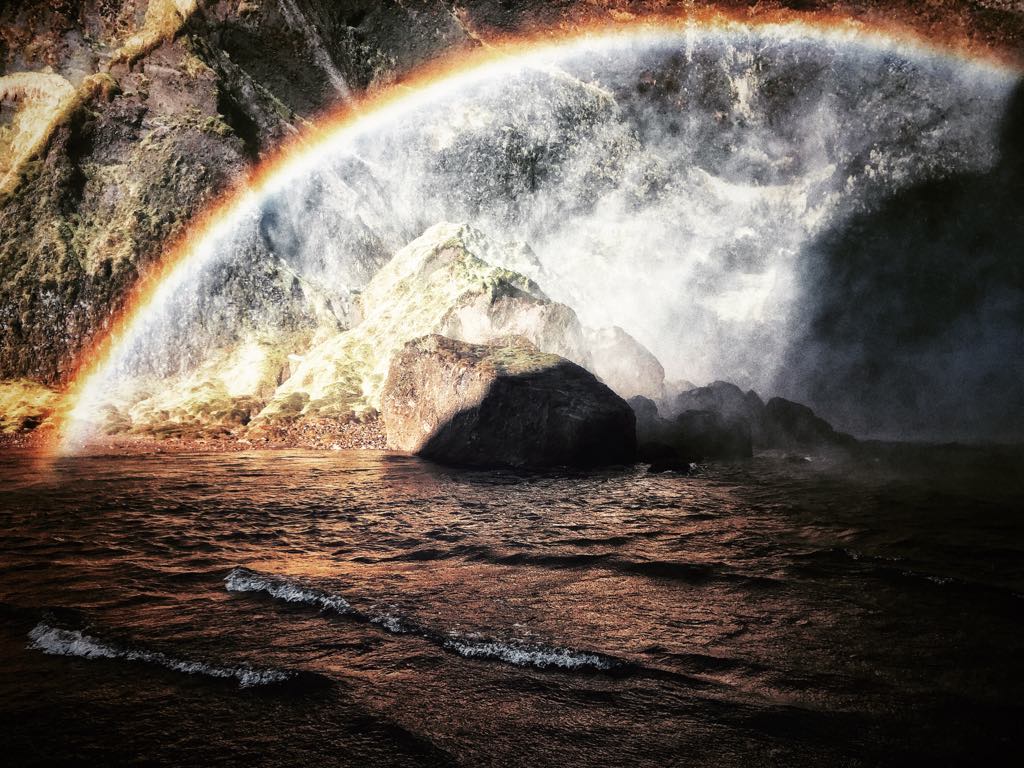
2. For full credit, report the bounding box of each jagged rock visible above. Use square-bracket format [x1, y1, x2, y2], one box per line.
[629, 395, 751, 469]
[251, 222, 592, 429]
[584, 326, 665, 400]
[764, 397, 858, 449]
[658, 378, 697, 414]
[673, 381, 767, 445]
[382, 335, 636, 468]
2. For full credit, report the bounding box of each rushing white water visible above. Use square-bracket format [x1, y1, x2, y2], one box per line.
[64, 25, 1019, 445]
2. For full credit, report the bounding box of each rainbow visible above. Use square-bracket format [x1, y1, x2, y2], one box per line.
[54, 14, 1021, 453]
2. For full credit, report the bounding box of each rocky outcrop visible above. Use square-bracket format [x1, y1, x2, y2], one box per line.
[764, 397, 858, 450]
[382, 334, 636, 468]
[248, 222, 591, 429]
[673, 381, 767, 445]
[77, 220, 667, 441]
[664, 382, 857, 453]
[630, 395, 752, 470]
[584, 326, 665, 401]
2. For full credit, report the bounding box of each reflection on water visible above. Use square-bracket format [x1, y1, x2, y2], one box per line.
[1, 447, 1022, 766]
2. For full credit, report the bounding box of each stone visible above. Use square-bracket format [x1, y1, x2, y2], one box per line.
[585, 326, 666, 401]
[629, 395, 751, 468]
[381, 334, 636, 468]
[673, 381, 767, 445]
[764, 397, 858, 449]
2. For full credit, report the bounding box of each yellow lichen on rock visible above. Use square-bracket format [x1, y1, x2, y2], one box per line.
[106, 332, 302, 438]
[0, 71, 77, 196]
[250, 222, 583, 428]
[111, 1, 201, 67]
[0, 379, 65, 434]
[0, 70, 119, 197]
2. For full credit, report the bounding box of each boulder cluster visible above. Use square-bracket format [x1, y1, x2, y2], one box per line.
[360, 226, 854, 470]
[7, 219, 855, 467]
[629, 381, 857, 473]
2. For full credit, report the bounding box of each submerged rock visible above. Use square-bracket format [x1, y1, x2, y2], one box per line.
[382, 335, 636, 469]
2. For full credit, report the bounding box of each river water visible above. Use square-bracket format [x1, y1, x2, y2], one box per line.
[1, 445, 1021, 766]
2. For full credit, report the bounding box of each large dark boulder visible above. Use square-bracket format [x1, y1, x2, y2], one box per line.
[381, 335, 636, 468]
[764, 397, 858, 449]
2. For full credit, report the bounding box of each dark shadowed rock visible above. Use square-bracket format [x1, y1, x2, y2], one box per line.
[673, 381, 767, 444]
[764, 397, 858, 449]
[667, 381, 858, 452]
[627, 395, 660, 425]
[382, 335, 636, 469]
[674, 410, 753, 462]
[628, 395, 751, 469]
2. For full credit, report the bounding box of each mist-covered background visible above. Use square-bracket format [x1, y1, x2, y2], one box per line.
[83, 29, 1022, 442]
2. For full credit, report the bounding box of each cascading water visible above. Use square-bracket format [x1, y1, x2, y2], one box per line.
[63, 25, 1019, 446]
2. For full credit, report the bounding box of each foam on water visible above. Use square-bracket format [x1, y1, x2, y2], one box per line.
[225, 566, 353, 614]
[28, 622, 294, 689]
[443, 636, 615, 671]
[226, 567, 619, 672]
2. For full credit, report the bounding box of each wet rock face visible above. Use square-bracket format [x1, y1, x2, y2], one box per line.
[0, 91, 250, 384]
[0, 0, 477, 387]
[382, 335, 636, 468]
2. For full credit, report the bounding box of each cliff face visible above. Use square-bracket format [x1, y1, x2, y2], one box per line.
[1, 1, 1022, 442]
[0, 0, 479, 387]
[2, 0, 1023, 388]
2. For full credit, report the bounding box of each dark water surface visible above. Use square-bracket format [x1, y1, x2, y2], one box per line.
[1, 446, 1022, 766]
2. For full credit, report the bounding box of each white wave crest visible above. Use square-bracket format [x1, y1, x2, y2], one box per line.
[225, 567, 352, 614]
[224, 567, 618, 672]
[28, 622, 293, 688]
[443, 636, 614, 671]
